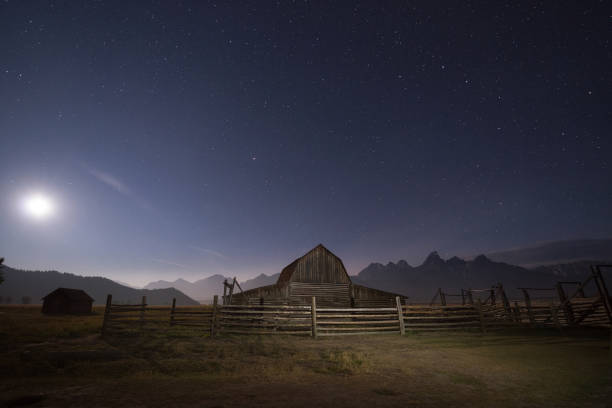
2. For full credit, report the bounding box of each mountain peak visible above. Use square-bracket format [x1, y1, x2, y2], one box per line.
[423, 251, 444, 265]
[447, 256, 466, 266]
[473, 254, 492, 264]
[397, 260, 411, 268]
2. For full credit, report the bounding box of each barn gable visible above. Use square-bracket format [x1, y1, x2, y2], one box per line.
[42, 288, 94, 302]
[276, 244, 351, 286]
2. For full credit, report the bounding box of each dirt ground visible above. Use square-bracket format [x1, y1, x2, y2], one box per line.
[1, 306, 611, 408]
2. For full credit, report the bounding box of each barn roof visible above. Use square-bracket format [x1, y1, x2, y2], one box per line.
[276, 244, 351, 285]
[42, 288, 94, 302]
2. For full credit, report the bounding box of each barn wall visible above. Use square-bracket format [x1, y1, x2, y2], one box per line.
[289, 246, 351, 284]
[43, 296, 92, 314]
[352, 284, 407, 308]
[229, 284, 287, 305]
[68, 301, 92, 314]
[289, 282, 350, 307]
[42, 297, 63, 314]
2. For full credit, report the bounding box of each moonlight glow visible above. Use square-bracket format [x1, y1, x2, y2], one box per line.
[22, 194, 55, 220]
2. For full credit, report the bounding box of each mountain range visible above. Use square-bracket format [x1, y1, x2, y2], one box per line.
[353, 253, 603, 301]
[0, 266, 199, 306]
[143, 275, 227, 303]
[142, 273, 282, 303]
[1, 239, 610, 305]
[140, 239, 612, 302]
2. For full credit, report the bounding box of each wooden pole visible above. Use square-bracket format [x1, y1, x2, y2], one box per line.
[140, 296, 146, 330]
[513, 301, 522, 324]
[461, 289, 466, 306]
[556, 283, 574, 326]
[170, 297, 176, 326]
[211, 295, 218, 337]
[476, 298, 486, 334]
[521, 289, 535, 326]
[311, 296, 317, 338]
[592, 266, 612, 325]
[223, 280, 227, 305]
[396, 296, 405, 335]
[467, 289, 474, 305]
[429, 290, 439, 306]
[439, 289, 447, 306]
[101, 294, 112, 336]
[551, 304, 562, 332]
[497, 284, 512, 321]
[490, 288, 496, 306]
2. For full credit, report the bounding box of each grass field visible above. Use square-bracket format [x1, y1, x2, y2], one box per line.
[1, 305, 611, 407]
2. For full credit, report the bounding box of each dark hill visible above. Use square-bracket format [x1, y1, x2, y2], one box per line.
[0, 266, 199, 306]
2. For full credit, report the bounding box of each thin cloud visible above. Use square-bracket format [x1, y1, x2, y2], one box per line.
[150, 258, 190, 269]
[84, 165, 155, 212]
[189, 245, 228, 259]
[87, 168, 131, 195]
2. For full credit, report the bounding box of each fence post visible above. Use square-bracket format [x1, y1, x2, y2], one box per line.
[550, 305, 562, 331]
[211, 295, 218, 337]
[439, 289, 447, 306]
[556, 283, 574, 326]
[170, 297, 176, 326]
[140, 296, 146, 330]
[522, 289, 535, 326]
[101, 294, 112, 336]
[396, 296, 405, 335]
[513, 301, 522, 324]
[497, 284, 512, 321]
[476, 298, 486, 334]
[311, 296, 317, 338]
[430, 289, 439, 306]
[467, 289, 474, 305]
[592, 266, 612, 325]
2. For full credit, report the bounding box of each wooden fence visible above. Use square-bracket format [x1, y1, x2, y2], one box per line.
[101, 295, 175, 334]
[101, 267, 611, 337]
[101, 295, 550, 337]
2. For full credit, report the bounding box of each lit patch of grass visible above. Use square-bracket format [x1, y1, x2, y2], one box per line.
[318, 349, 369, 375]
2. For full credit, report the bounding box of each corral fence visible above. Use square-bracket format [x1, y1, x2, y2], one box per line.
[100, 295, 579, 338]
[101, 265, 611, 337]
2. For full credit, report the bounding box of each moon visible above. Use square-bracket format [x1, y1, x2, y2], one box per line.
[22, 193, 55, 220]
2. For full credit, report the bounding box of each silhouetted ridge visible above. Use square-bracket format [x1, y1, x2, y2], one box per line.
[423, 251, 445, 266]
[0, 266, 198, 305]
[354, 252, 607, 301]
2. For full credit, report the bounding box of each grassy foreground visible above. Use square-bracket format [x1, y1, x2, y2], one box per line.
[0, 305, 610, 407]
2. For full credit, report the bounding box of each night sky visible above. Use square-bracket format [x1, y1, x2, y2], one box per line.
[1, 1, 610, 286]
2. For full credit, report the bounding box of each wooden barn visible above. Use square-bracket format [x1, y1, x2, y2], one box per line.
[42, 288, 94, 314]
[227, 244, 407, 307]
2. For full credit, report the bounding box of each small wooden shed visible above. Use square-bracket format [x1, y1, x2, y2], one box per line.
[42, 288, 94, 314]
[229, 244, 407, 307]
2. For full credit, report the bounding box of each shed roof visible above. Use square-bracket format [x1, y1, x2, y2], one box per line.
[42, 288, 94, 302]
[276, 244, 351, 285]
